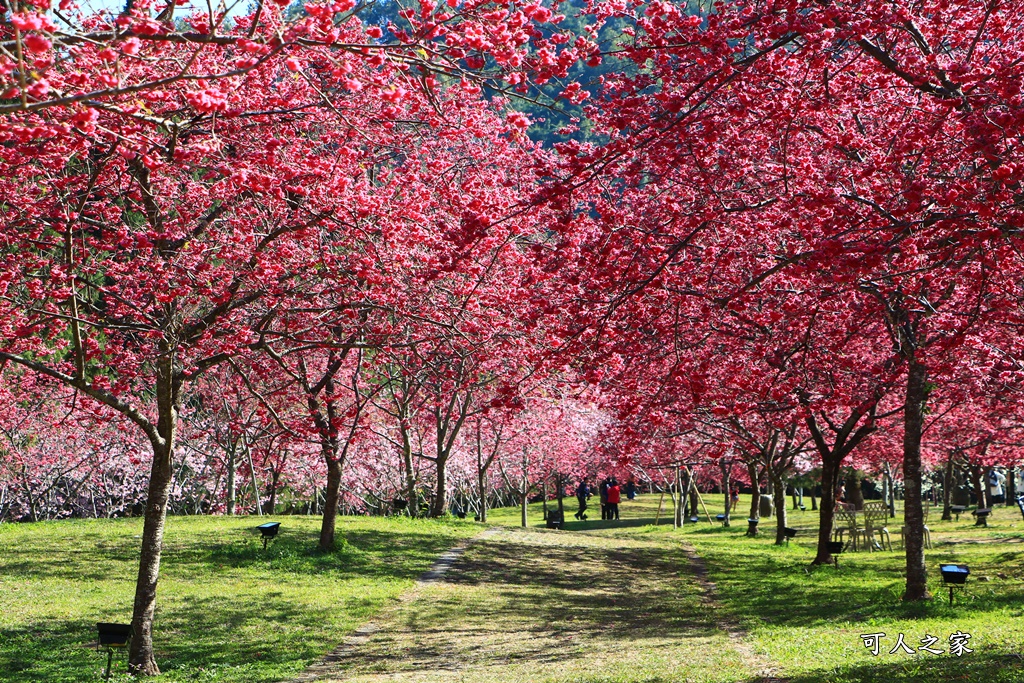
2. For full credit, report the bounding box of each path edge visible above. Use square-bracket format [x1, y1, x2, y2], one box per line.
[285, 526, 500, 683]
[679, 542, 786, 683]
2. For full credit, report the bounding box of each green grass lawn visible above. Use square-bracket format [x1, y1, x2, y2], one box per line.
[321, 525, 752, 683]
[3, 495, 1022, 683]
[0, 514, 478, 683]
[490, 493, 1024, 682]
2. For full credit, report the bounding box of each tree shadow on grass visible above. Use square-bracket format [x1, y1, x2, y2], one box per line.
[153, 592, 326, 672]
[556, 515, 673, 531]
[0, 542, 141, 583]
[189, 527, 459, 582]
[446, 535, 718, 636]
[0, 513, 478, 582]
[342, 533, 727, 677]
[0, 524, 469, 584]
[1, 520, 477, 682]
[0, 619, 112, 683]
[1, 590, 363, 683]
[685, 539, 1024, 629]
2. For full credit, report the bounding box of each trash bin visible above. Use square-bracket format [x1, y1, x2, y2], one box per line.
[759, 494, 773, 519]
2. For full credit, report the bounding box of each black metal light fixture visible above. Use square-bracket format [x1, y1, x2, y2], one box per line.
[96, 623, 132, 681]
[257, 521, 281, 549]
[826, 540, 845, 568]
[783, 527, 798, 545]
[950, 505, 967, 522]
[972, 508, 991, 527]
[546, 509, 564, 530]
[746, 517, 759, 537]
[940, 563, 969, 605]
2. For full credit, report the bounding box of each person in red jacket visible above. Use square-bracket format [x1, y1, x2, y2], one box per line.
[606, 477, 621, 521]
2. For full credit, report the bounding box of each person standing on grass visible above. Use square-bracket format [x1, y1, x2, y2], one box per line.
[599, 477, 610, 519]
[607, 477, 621, 520]
[575, 479, 590, 520]
[989, 468, 1007, 505]
[731, 486, 740, 515]
[625, 477, 637, 501]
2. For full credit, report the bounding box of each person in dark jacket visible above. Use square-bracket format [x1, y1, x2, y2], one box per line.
[625, 477, 637, 501]
[607, 477, 621, 520]
[574, 480, 590, 520]
[599, 478, 610, 519]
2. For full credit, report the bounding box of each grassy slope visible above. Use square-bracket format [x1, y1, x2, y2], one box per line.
[0, 515, 478, 683]
[489, 493, 1024, 682]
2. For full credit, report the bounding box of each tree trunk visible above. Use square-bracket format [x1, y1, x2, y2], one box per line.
[884, 462, 896, 518]
[319, 457, 342, 551]
[942, 452, 954, 520]
[902, 361, 930, 601]
[128, 438, 174, 675]
[478, 467, 488, 523]
[745, 462, 759, 536]
[247, 445, 262, 517]
[19, 465, 38, 523]
[430, 454, 448, 518]
[267, 468, 280, 515]
[128, 357, 180, 676]
[225, 443, 236, 516]
[811, 489, 817, 511]
[674, 467, 683, 528]
[720, 462, 731, 526]
[970, 464, 987, 510]
[542, 476, 548, 521]
[773, 472, 788, 545]
[812, 456, 840, 565]
[556, 473, 564, 516]
[403, 447, 416, 518]
[520, 489, 528, 528]
[400, 417, 417, 518]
